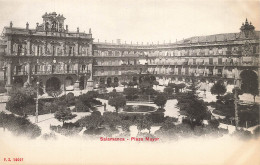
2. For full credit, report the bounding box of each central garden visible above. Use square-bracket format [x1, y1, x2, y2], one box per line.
[1, 74, 259, 141]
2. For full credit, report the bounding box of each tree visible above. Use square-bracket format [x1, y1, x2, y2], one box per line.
[136, 115, 152, 133]
[121, 120, 132, 132]
[144, 87, 158, 96]
[76, 112, 103, 130]
[65, 92, 75, 105]
[168, 83, 176, 89]
[43, 101, 59, 114]
[74, 100, 89, 112]
[111, 82, 119, 88]
[54, 108, 77, 126]
[123, 87, 139, 100]
[240, 70, 259, 102]
[78, 91, 99, 108]
[164, 87, 174, 96]
[210, 81, 227, 98]
[103, 112, 121, 129]
[187, 77, 200, 94]
[6, 87, 35, 116]
[108, 94, 126, 113]
[177, 83, 186, 92]
[128, 81, 135, 87]
[121, 82, 128, 87]
[109, 90, 120, 98]
[176, 92, 208, 128]
[154, 93, 167, 109]
[160, 117, 175, 131]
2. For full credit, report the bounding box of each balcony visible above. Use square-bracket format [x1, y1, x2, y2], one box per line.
[13, 71, 27, 76]
[32, 70, 78, 75]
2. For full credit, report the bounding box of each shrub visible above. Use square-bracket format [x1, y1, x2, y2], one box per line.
[209, 119, 219, 128]
[103, 112, 121, 129]
[121, 120, 132, 132]
[6, 88, 36, 116]
[54, 108, 77, 126]
[108, 94, 126, 113]
[123, 87, 139, 100]
[210, 81, 227, 97]
[0, 112, 41, 138]
[154, 93, 167, 108]
[164, 87, 174, 96]
[149, 112, 165, 123]
[84, 127, 106, 135]
[65, 92, 75, 105]
[74, 101, 90, 112]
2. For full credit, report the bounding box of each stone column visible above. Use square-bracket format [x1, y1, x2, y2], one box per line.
[6, 61, 13, 93]
[27, 39, 31, 55]
[25, 62, 32, 86]
[88, 43, 92, 56]
[86, 62, 93, 90]
[7, 36, 12, 55]
[73, 63, 80, 90]
[62, 43, 65, 56]
[75, 43, 79, 56]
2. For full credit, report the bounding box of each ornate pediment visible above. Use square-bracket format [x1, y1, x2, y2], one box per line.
[242, 41, 253, 56]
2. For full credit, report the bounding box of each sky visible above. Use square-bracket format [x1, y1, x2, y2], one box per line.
[0, 0, 259, 44]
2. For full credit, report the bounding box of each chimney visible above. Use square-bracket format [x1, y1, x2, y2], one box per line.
[66, 25, 68, 32]
[117, 39, 121, 45]
[36, 22, 39, 27]
[10, 21, 13, 28]
[89, 28, 92, 34]
[26, 22, 29, 30]
[77, 27, 79, 33]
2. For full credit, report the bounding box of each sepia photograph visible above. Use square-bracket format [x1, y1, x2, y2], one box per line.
[0, 0, 259, 164]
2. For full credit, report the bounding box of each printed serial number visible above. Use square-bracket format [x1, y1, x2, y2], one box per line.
[3, 158, 23, 162]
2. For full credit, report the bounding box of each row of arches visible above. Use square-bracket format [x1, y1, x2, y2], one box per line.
[11, 70, 258, 95]
[12, 75, 89, 93]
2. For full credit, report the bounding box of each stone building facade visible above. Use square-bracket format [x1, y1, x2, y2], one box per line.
[1, 12, 93, 93]
[0, 13, 259, 94]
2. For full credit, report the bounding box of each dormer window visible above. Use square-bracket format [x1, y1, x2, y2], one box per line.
[51, 21, 57, 31]
[45, 22, 49, 31]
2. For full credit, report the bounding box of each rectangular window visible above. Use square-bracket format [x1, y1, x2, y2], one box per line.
[209, 58, 213, 65]
[218, 58, 222, 65]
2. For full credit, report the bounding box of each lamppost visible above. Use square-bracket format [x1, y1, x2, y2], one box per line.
[84, 73, 87, 93]
[35, 80, 39, 123]
[234, 78, 241, 130]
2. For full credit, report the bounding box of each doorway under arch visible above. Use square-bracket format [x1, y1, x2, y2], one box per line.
[79, 76, 85, 90]
[107, 77, 112, 87]
[46, 77, 61, 92]
[65, 76, 74, 90]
